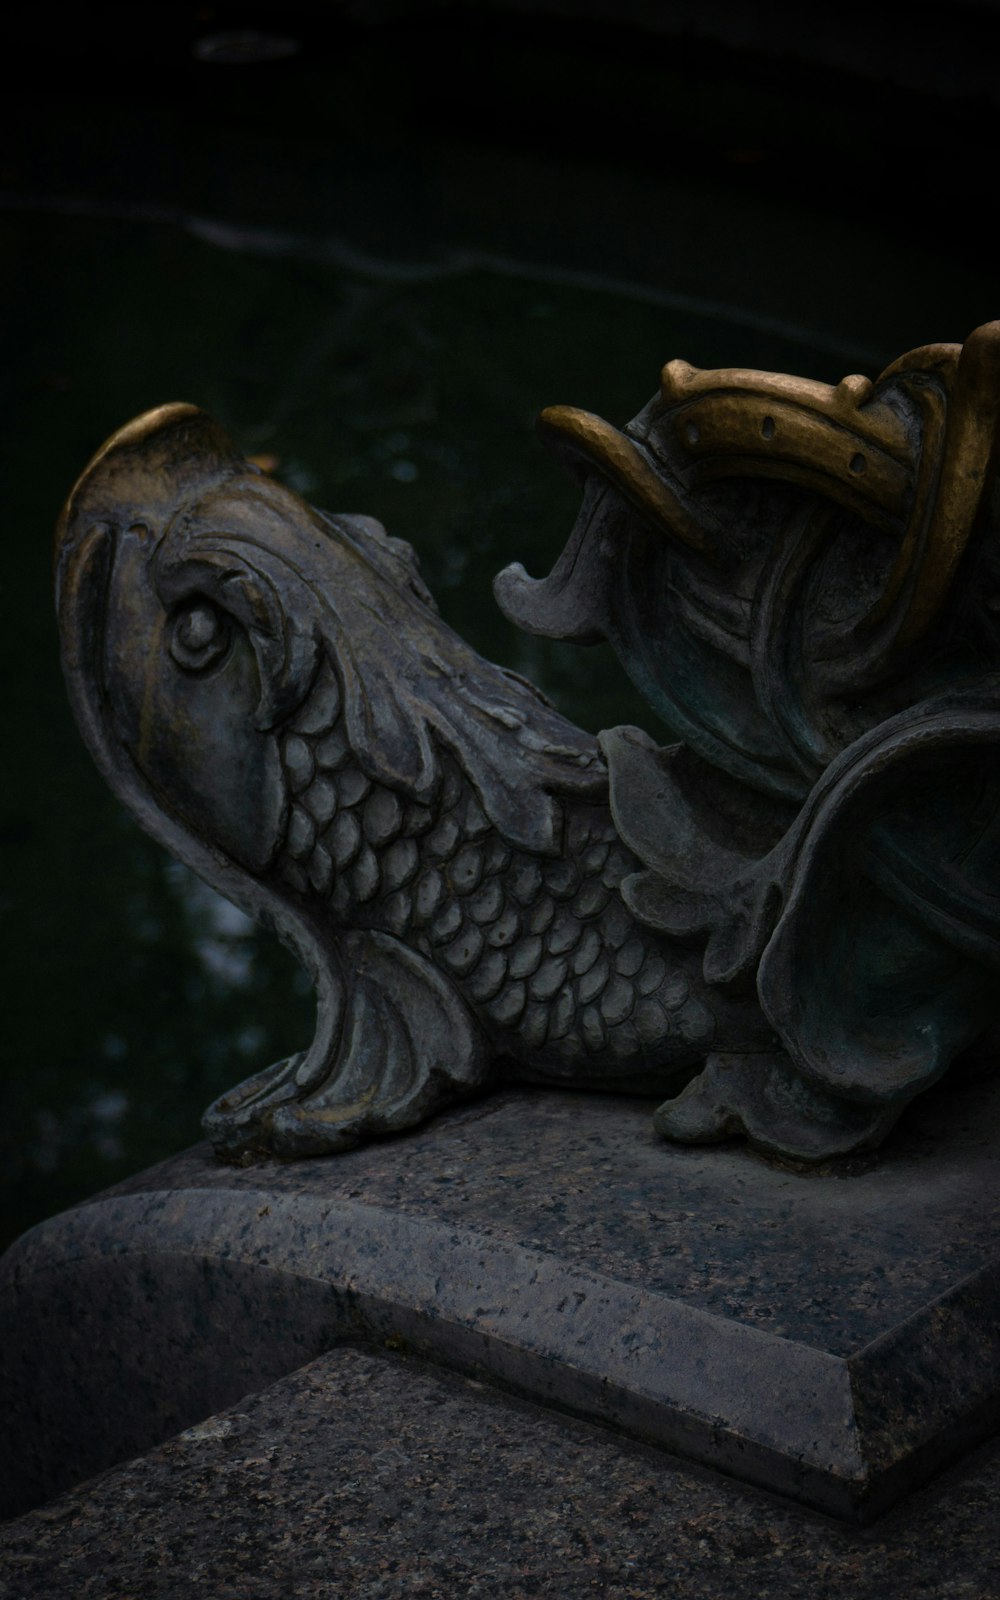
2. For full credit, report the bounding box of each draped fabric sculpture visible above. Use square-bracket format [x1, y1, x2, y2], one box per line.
[55, 324, 1000, 1163]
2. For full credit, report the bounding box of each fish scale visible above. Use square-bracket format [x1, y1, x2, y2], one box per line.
[276, 656, 715, 1077]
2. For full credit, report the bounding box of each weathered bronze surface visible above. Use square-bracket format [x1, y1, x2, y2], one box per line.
[54, 324, 1000, 1163]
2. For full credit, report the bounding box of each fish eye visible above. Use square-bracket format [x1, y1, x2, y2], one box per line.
[168, 600, 232, 674]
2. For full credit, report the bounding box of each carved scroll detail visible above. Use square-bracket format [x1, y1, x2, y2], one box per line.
[497, 321, 1000, 1159]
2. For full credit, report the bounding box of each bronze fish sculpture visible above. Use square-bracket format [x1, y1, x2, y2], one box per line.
[55, 325, 1000, 1164]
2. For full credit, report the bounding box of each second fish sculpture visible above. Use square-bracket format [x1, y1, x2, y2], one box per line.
[54, 324, 1000, 1163]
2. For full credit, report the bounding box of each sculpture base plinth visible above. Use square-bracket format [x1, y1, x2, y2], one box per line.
[3, 1079, 1000, 1522]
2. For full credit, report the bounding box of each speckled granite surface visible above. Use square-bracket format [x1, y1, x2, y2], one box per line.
[4, 1080, 1000, 1523]
[2, 1345, 999, 1600]
[99, 1079, 1000, 1352]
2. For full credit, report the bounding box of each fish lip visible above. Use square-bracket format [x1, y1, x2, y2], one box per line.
[55, 519, 116, 771]
[53, 402, 247, 581]
[52, 404, 205, 572]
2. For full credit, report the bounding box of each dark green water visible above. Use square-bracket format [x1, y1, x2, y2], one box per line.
[0, 203, 973, 1247]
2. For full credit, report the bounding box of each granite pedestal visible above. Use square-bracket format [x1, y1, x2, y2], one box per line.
[3, 1080, 1000, 1524]
[4, 1345, 1000, 1600]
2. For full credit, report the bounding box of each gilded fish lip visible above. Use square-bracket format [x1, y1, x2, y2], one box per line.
[54, 402, 247, 574]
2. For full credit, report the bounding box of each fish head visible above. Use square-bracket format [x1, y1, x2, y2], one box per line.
[55, 402, 476, 896]
[54, 403, 329, 881]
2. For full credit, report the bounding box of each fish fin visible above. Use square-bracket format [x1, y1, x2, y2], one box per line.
[652, 1051, 900, 1163]
[203, 930, 491, 1158]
